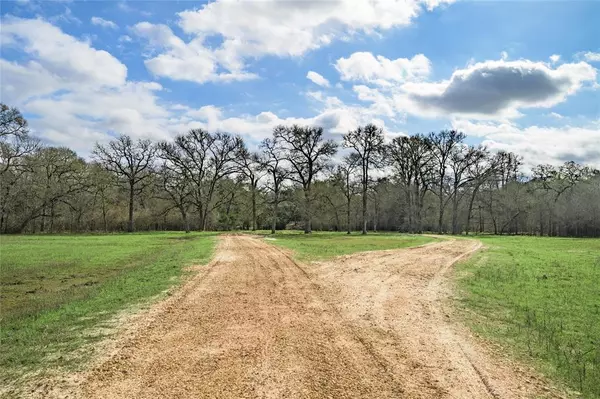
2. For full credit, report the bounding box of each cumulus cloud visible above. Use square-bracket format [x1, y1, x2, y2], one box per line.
[0, 18, 171, 153]
[451, 119, 600, 168]
[187, 105, 223, 122]
[25, 82, 170, 152]
[404, 59, 596, 118]
[550, 54, 561, 64]
[331, 54, 597, 122]
[134, 0, 453, 84]
[91, 16, 117, 29]
[131, 22, 256, 84]
[0, 17, 391, 153]
[1, 17, 127, 92]
[306, 71, 330, 87]
[336, 52, 431, 85]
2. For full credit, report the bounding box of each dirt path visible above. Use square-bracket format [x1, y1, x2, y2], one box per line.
[73, 235, 559, 398]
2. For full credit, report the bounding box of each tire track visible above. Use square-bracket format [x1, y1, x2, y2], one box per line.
[55, 235, 563, 399]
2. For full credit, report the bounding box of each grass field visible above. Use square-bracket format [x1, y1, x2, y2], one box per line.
[4, 231, 598, 397]
[0, 232, 215, 386]
[254, 231, 437, 261]
[455, 236, 600, 397]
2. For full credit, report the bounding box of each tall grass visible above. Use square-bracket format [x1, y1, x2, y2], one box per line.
[456, 236, 600, 397]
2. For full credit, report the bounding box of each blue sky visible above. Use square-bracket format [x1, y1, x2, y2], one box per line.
[1, 0, 599, 167]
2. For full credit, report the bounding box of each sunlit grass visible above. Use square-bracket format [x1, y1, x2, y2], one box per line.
[0, 232, 216, 388]
[252, 230, 437, 261]
[455, 236, 600, 397]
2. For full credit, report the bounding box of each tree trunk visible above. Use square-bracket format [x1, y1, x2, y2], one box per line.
[251, 183, 257, 231]
[40, 206, 45, 233]
[202, 210, 209, 232]
[406, 187, 413, 233]
[102, 198, 108, 233]
[478, 206, 484, 234]
[437, 185, 444, 234]
[127, 181, 135, 232]
[465, 187, 479, 236]
[304, 187, 312, 234]
[0, 211, 5, 234]
[180, 206, 190, 233]
[49, 203, 55, 233]
[271, 191, 278, 234]
[346, 197, 351, 234]
[197, 203, 206, 232]
[0, 183, 10, 234]
[362, 174, 368, 235]
[451, 189, 459, 235]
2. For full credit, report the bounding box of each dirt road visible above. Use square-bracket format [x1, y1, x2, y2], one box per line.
[76, 235, 558, 398]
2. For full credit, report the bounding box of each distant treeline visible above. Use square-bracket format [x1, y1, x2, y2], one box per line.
[2, 103, 599, 236]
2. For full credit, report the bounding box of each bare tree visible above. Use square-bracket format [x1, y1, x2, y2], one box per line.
[157, 164, 192, 232]
[158, 129, 242, 231]
[463, 152, 497, 235]
[0, 104, 39, 232]
[93, 135, 156, 232]
[388, 134, 434, 233]
[236, 144, 264, 231]
[259, 136, 289, 234]
[344, 124, 385, 234]
[532, 161, 598, 236]
[18, 147, 88, 233]
[88, 163, 116, 232]
[448, 145, 489, 234]
[0, 103, 29, 140]
[332, 155, 360, 234]
[429, 130, 466, 233]
[274, 125, 337, 233]
[3, 103, 600, 237]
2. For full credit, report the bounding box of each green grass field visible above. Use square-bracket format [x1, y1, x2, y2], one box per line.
[3, 231, 598, 397]
[455, 236, 600, 397]
[0, 232, 215, 386]
[255, 231, 436, 261]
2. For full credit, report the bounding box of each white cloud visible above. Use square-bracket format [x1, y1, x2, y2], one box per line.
[0, 18, 170, 154]
[582, 52, 600, 62]
[501, 51, 508, 61]
[336, 52, 431, 86]
[549, 112, 564, 119]
[404, 59, 596, 117]
[131, 22, 256, 84]
[550, 54, 561, 64]
[329, 55, 597, 124]
[1, 17, 127, 91]
[307, 71, 330, 87]
[451, 119, 600, 168]
[1, 59, 62, 103]
[173, 93, 400, 147]
[134, 0, 453, 84]
[187, 105, 223, 122]
[91, 16, 118, 29]
[1, 17, 392, 154]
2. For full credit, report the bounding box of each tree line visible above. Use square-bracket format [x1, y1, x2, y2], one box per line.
[2, 103, 599, 236]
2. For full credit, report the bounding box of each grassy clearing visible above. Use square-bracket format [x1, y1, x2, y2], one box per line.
[0, 232, 215, 387]
[455, 236, 600, 397]
[255, 231, 436, 261]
